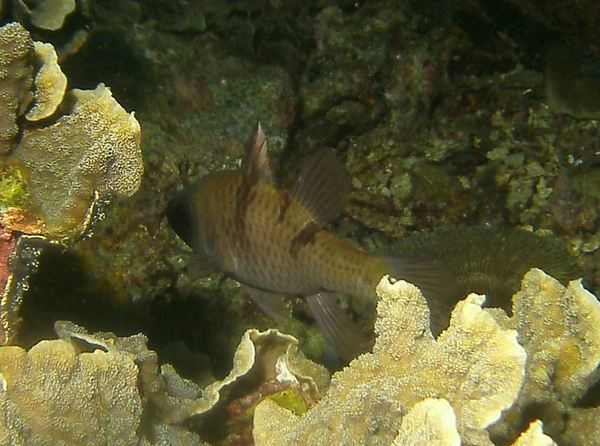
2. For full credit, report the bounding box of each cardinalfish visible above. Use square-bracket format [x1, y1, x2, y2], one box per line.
[167, 124, 452, 359]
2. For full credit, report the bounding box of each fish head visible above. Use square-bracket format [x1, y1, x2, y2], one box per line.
[167, 170, 242, 256]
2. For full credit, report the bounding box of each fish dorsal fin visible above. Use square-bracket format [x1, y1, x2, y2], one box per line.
[291, 149, 350, 226]
[243, 122, 274, 184]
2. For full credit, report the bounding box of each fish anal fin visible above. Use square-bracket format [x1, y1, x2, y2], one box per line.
[243, 122, 274, 184]
[291, 149, 350, 227]
[306, 291, 365, 361]
[242, 285, 289, 323]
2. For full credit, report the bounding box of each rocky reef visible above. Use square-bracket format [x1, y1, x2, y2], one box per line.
[0, 0, 599, 444]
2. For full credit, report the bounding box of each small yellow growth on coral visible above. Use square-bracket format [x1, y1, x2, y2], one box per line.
[0, 164, 28, 209]
[267, 389, 309, 416]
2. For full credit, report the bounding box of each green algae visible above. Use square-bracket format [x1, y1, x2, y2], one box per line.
[266, 389, 309, 416]
[0, 164, 29, 210]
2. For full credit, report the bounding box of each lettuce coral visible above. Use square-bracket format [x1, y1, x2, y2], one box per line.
[253, 277, 527, 445]
[0, 332, 142, 445]
[0, 21, 143, 344]
[253, 269, 600, 445]
[0, 22, 33, 154]
[187, 328, 329, 418]
[490, 269, 600, 444]
[0, 321, 208, 446]
[0, 21, 143, 239]
[15, 83, 142, 235]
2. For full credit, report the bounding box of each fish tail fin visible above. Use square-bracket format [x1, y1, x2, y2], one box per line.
[383, 255, 461, 335]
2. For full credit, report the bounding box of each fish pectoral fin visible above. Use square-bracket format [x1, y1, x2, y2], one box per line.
[242, 122, 274, 184]
[306, 291, 365, 361]
[178, 251, 218, 281]
[291, 149, 351, 227]
[242, 285, 289, 322]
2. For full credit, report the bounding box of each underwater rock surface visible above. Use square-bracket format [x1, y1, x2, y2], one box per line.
[0, 1, 599, 444]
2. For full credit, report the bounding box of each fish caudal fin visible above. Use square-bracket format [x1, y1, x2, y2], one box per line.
[384, 256, 461, 336]
[306, 291, 365, 361]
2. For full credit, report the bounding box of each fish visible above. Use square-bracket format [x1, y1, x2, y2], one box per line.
[167, 123, 451, 359]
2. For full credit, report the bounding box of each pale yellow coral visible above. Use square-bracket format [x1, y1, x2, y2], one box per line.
[0, 22, 33, 153]
[513, 269, 600, 403]
[490, 269, 600, 443]
[26, 0, 77, 31]
[26, 41, 67, 121]
[15, 83, 143, 236]
[189, 328, 329, 417]
[0, 337, 142, 445]
[510, 420, 556, 446]
[392, 398, 460, 446]
[253, 277, 527, 445]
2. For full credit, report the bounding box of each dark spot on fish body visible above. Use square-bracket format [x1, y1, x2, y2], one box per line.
[233, 174, 258, 239]
[290, 221, 320, 260]
[278, 191, 293, 224]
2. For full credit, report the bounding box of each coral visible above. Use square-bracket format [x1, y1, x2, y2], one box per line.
[253, 269, 600, 445]
[25, 41, 67, 121]
[490, 269, 600, 444]
[25, 0, 76, 31]
[0, 22, 143, 239]
[188, 328, 328, 418]
[185, 328, 328, 444]
[15, 83, 142, 236]
[0, 320, 209, 445]
[392, 398, 460, 446]
[0, 22, 142, 343]
[0, 22, 33, 154]
[559, 407, 600, 446]
[0, 329, 142, 445]
[511, 420, 556, 446]
[253, 277, 527, 445]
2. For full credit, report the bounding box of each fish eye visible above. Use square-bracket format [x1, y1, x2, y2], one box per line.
[166, 198, 195, 248]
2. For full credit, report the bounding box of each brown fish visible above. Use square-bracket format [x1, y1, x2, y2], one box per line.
[167, 124, 449, 358]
